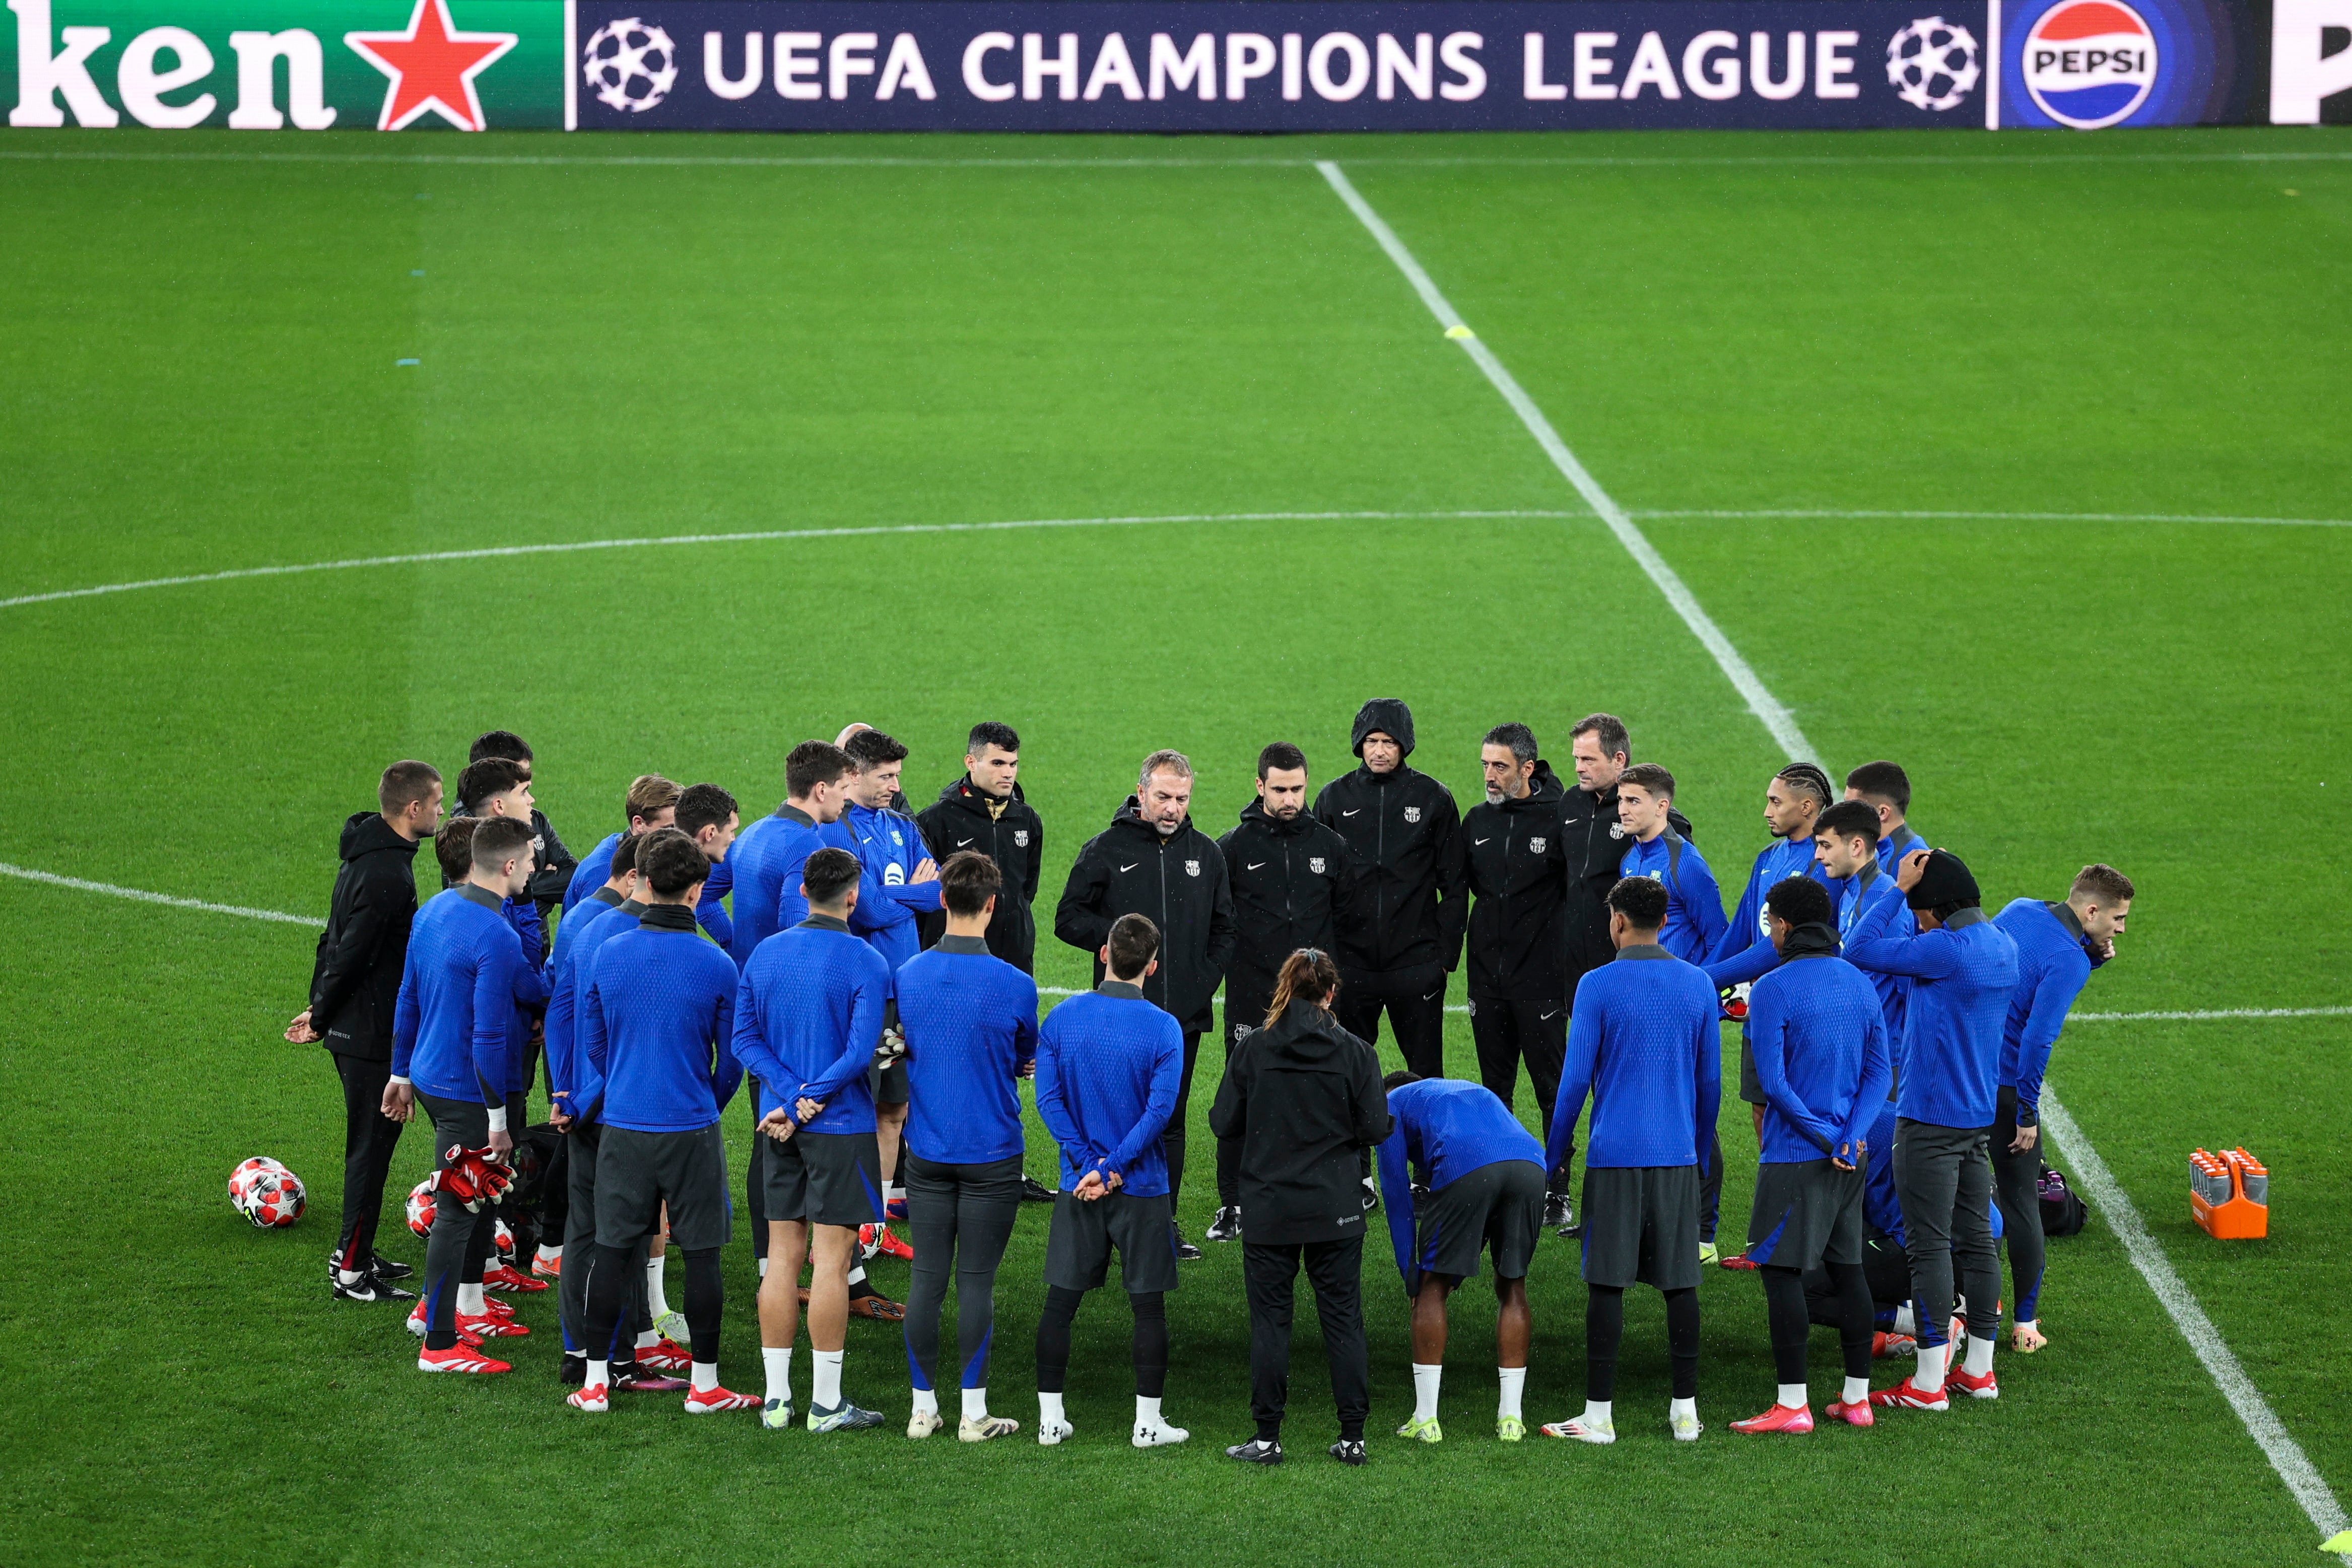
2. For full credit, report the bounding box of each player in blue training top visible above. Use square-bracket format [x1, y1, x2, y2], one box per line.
[1811, 800, 1913, 1043]
[670, 783, 740, 952]
[1376, 1073, 1545, 1445]
[386, 815, 542, 1376]
[731, 846, 895, 1436]
[1539, 875, 1721, 1447]
[1723, 877, 1892, 1436]
[840, 728, 942, 1225]
[1032, 913, 1190, 1451]
[1844, 847, 2019, 1411]
[563, 774, 679, 912]
[1843, 760, 1927, 880]
[893, 852, 1041, 1442]
[1992, 862, 2132, 1354]
[568, 829, 747, 1418]
[1614, 765, 1727, 964]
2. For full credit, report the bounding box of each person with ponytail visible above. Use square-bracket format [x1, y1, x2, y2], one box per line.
[1208, 949, 1391, 1467]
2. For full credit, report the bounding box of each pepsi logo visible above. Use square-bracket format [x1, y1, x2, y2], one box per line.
[2024, 0, 2157, 129]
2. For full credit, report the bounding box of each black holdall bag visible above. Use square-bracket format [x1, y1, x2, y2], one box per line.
[2038, 1162, 2088, 1237]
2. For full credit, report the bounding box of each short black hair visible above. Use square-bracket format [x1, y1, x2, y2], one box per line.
[1606, 875, 1669, 931]
[378, 760, 440, 815]
[1765, 875, 1833, 928]
[1382, 1069, 1422, 1092]
[1619, 763, 1676, 801]
[1483, 723, 1538, 765]
[637, 828, 709, 899]
[608, 830, 644, 878]
[1845, 761, 1911, 814]
[469, 815, 534, 874]
[786, 741, 853, 800]
[1257, 741, 1307, 779]
[1572, 712, 1630, 761]
[455, 756, 526, 813]
[802, 846, 861, 907]
[1107, 912, 1160, 979]
[469, 730, 532, 765]
[1775, 763, 1832, 808]
[1815, 799, 1880, 845]
[939, 850, 1002, 917]
[674, 782, 737, 839]
[844, 729, 908, 769]
[967, 722, 1020, 756]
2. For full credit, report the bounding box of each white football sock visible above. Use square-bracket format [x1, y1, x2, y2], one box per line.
[636, 1328, 658, 1349]
[337, 1268, 365, 1287]
[1916, 1342, 1948, 1392]
[457, 1282, 484, 1315]
[1412, 1364, 1442, 1423]
[962, 1387, 988, 1421]
[1892, 1303, 1918, 1335]
[1040, 1391, 1066, 1426]
[1842, 1376, 1869, 1405]
[813, 1349, 845, 1409]
[1136, 1395, 1162, 1426]
[847, 1263, 868, 1286]
[1498, 1367, 1526, 1421]
[757, 1256, 769, 1279]
[1670, 1397, 1697, 1423]
[534, 1244, 561, 1266]
[585, 1357, 609, 1390]
[691, 1361, 718, 1394]
[646, 1254, 670, 1319]
[1965, 1334, 1996, 1377]
[888, 1184, 907, 1204]
[912, 1387, 939, 1418]
[1583, 1399, 1613, 1427]
[762, 1346, 792, 1402]
[1776, 1383, 1807, 1410]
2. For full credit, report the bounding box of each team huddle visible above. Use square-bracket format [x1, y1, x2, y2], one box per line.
[293, 702, 2133, 1460]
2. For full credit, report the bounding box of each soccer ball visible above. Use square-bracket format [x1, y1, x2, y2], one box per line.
[406, 1177, 437, 1239]
[239, 1169, 306, 1228]
[582, 18, 677, 113]
[1886, 17, 1980, 112]
[228, 1155, 288, 1204]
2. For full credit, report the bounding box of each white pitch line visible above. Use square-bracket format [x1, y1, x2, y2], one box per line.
[0, 510, 1576, 611]
[2069, 1005, 2352, 1022]
[1317, 157, 2346, 1546]
[1638, 508, 2352, 529]
[2039, 1091, 2350, 1540]
[0, 862, 316, 926]
[1316, 159, 1820, 768]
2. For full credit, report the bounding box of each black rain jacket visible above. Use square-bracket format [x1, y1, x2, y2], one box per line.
[1312, 763, 1467, 978]
[1216, 799, 1359, 994]
[1055, 798, 1235, 1035]
[1208, 999, 1391, 1244]
[308, 811, 423, 1063]
[1462, 761, 1573, 1000]
[915, 776, 1045, 973]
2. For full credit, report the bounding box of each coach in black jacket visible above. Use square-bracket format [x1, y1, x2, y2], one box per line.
[1312, 699, 1467, 1080]
[1559, 713, 1694, 993]
[915, 723, 1044, 972]
[291, 761, 443, 1299]
[1208, 955, 1390, 1462]
[1055, 751, 1235, 1234]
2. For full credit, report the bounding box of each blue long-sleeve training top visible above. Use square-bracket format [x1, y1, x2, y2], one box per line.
[726, 808, 838, 967]
[1378, 1077, 1543, 1289]
[496, 895, 549, 1095]
[1033, 984, 1184, 1196]
[575, 906, 741, 1133]
[1704, 837, 1838, 989]
[1844, 895, 2019, 1130]
[1618, 832, 1729, 964]
[1834, 863, 1912, 1042]
[563, 829, 732, 946]
[564, 901, 641, 1122]
[729, 915, 890, 1135]
[1992, 897, 2094, 1125]
[895, 935, 1040, 1164]
[843, 801, 942, 979]
[391, 885, 537, 1105]
[542, 888, 624, 1107]
[1747, 952, 1893, 1163]
[1547, 946, 1722, 1173]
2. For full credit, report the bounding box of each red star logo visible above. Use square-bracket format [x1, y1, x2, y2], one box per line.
[345, 0, 518, 132]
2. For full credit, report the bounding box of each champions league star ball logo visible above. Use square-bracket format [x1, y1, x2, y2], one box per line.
[582, 17, 677, 113]
[1886, 16, 1981, 110]
[2024, 0, 2157, 128]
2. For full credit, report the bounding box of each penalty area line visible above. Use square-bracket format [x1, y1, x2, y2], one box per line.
[1315, 156, 2348, 1547]
[0, 862, 316, 926]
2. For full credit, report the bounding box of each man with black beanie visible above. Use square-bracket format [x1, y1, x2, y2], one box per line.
[1843, 848, 2019, 1411]
[292, 759, 442, 1301]
[1312, 699, 1466, 1082]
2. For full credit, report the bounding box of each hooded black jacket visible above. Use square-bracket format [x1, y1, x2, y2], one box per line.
[1462, 760, 1573, 1000]
[1560, 777, 1694, 987]
[308, 811, 424, 1062]
[522, 807, 575, 920]
[1208, 999, 1391, 1244]
[1312, 699, 1468, 977]
[1055, 798, 1236, 1035]
[1216, 799, 1359, 992]
[915, 776, 1045, 972]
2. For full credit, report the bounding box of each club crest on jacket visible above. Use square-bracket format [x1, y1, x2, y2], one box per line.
[1529, 837, 1547, 854]
[1308, 856, 1326, 874]
[1403, 806, 1422, 823]
[1014, 830, 1030, 846]
[1185, 859, 1200, 877]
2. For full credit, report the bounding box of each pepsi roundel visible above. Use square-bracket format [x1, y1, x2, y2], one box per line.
[2022, 0, 2158, 126]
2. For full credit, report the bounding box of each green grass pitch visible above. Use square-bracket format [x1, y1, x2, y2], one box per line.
[1, 123, 2347, 1565]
